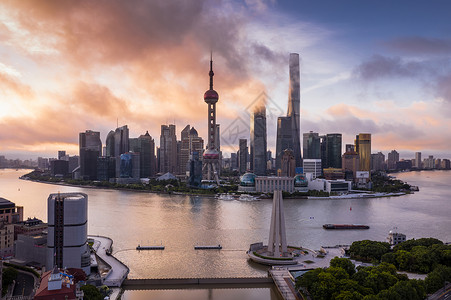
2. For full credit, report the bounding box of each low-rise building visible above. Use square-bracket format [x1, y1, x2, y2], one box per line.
[255, 176, 295, 193]
[34, 267, 84, 300]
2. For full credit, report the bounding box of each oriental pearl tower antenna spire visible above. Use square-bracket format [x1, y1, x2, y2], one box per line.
[202, 53, 221, 185]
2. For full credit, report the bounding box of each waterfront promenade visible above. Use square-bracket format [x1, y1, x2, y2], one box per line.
[89, 235, 129, 287]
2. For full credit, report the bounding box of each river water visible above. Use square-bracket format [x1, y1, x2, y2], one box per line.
[1, 169, 450, 299]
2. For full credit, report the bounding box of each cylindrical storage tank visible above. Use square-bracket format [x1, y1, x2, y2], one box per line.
[46, 193, 89, 274]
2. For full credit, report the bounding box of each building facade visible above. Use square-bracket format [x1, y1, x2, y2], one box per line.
[303, 159, 322, 179]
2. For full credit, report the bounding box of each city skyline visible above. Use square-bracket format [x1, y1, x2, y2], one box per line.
[1, 1, 451, 159]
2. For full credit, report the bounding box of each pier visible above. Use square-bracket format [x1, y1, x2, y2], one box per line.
[122, 277, 273, 290]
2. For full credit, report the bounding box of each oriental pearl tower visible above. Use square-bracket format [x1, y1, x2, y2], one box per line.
[202, 54, 221, 185]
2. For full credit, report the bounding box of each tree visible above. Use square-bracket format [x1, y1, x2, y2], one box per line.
[349, 240, 391, 262]
[2, 267, 18, 296]
[81, 284, 103, 300]
[424, 264, 451, 293]
[330, 257, 356, 276]
[334, 290, 364, 300]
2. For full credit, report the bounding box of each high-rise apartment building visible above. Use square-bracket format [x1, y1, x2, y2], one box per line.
[250, 105, 267, 176]
[371, 152, 386, 171]
[238, 139, 248, 174]
[46, 193, 90, 275]
[387, 150, 399, 170]
[159, 124, 177, 174]
[303, 131, 321, 160]
[79, 130, 102, 180]
[276, 53, 302, 170]
[355, 133, 371, 173]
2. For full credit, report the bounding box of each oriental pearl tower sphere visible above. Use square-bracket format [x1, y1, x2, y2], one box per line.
[202, 54, 221, 185]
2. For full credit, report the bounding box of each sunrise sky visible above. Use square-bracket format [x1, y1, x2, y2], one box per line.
[1, 0, 450, 160]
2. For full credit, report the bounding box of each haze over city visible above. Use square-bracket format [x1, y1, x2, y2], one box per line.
[1, 0, 450, 159]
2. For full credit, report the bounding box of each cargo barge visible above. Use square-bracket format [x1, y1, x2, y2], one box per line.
[323, 224, 370, 229]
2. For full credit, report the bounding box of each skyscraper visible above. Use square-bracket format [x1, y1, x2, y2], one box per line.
[202, 55, 221, 184]
[114, 125, 129, 157]
[415, 152, 422, 169]
[238, 139, 248, 174]
[179, 125, 204, 175]
[159, 124, 177, 174]
[320, 133, 342, 169]
[326, 133, 342, 169]
[303, 131, 320, 159]
[79, 130, 102, 180]
[276, 53, 302, 170]
[356, 133, 371, 173]
[129, 131, 156, 178]
[287, 53, 301, 168]
[250, 104, 267, 176]
[275, 116, 293, 172]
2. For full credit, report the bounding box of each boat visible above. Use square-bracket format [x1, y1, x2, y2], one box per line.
[136, 245, 165, 250]
[323, 224, 370, 230]
[194, 244, 222, 250]
[217, 193, 236, 200]
[238, 194, 259, 201]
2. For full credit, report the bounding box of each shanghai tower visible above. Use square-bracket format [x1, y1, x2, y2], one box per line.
[288, 53, 301, 168]
[276, 53, 301, 171]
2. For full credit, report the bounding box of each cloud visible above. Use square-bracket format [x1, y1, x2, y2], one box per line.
[301, 101, 451, 154]
[384, 37, 451, 56]
[353, 55, 424, 80]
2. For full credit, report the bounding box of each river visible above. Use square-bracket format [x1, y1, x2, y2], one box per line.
[1, 169, 450, 299]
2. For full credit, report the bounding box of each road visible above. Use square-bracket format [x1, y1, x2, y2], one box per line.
[12, 271, 35, 297]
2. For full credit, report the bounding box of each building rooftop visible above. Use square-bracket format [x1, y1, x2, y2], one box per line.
[0, 197, 15, 209]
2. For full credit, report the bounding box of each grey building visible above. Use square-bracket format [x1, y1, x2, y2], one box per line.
[250, 105, 267, 176]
